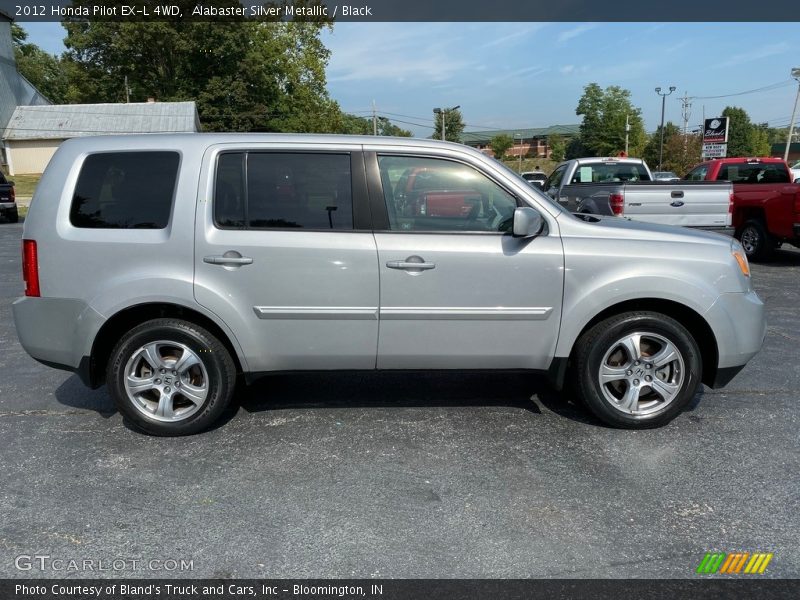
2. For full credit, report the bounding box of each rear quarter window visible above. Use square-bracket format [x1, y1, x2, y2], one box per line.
[70, 151, 180, 229]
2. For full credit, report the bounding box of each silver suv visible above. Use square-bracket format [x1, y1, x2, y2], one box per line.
[13, 134, 765, 435]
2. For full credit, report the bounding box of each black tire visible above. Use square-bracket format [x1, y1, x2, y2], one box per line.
[572, 311, 702, 429]
[737, 219, 773, 261]
[107, 318, 236, 436]
[5, 208, 18, 223]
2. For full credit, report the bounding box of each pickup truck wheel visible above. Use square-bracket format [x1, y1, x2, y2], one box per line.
[107, 318, 236, 436]
[573, 311, 702, 429]
[7, 208, 18, 223]
[738, 220, 774, 261]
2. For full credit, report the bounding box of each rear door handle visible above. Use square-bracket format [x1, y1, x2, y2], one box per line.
[670, 190, 684, 198]
[203, 255, 253, 266]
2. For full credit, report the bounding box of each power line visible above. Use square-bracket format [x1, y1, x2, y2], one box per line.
[690, 80, 794, 100]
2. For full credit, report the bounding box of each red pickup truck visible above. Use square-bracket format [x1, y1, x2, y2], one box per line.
[685, 157, 800, 260]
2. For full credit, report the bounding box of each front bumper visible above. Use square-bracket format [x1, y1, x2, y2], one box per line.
[703, 290, 766, 387]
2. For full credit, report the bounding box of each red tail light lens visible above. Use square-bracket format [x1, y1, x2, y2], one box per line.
[22, 240, 40, 297]
[9, 186, 15, 202]
[609, 192, 625, 216]
[729, 191, 734, 214]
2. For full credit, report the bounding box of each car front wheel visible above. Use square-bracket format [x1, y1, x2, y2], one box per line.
[107, 318, 236, 436]
[573, 311, 702, 428]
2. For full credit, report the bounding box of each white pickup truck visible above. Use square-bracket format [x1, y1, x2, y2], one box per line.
[542, 157, 733, 232]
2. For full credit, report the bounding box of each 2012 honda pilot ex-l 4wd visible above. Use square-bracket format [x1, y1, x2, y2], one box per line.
[13, 135, 765, 435]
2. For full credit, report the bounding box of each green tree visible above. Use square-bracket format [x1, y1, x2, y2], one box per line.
[548, 134, 566, 162]
[642, 122, 681, 169]
[748, 126, 771, 157]
[721, 106, 754, 157]
[661, 133, 702, 177]
[575, 83, 646, 157]
[11, 24, 71, 103]
[489, 134, 514, 159]
[334, 114, 412, 137]
[62, 0, 339, 132]
[432, 108, 464, 142]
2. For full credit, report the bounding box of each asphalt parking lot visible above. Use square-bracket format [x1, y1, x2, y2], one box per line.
[0, 220, 798, 579]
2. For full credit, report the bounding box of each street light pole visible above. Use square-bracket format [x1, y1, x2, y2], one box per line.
[655, 86, 676, 170]
[433, 105, 460, 142]
[515, 133, 523, 173]
[784, 68, 800, 163]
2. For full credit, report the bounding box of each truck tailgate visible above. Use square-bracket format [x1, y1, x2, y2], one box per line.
[622, 182, 732, 228]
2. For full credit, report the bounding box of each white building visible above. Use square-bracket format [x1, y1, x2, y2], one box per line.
[3, 101, 202, 175]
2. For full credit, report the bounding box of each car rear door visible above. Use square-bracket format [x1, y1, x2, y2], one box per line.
[194, 143, 379, 373]
[366, 151, 564, 370]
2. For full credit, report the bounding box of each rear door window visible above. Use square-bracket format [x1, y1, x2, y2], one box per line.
[70, 152, 179, 229]
[716, 162, 790, 184]
[569, 162, 650, 183]
[214, 152, 353, 230]
[685, 164, 709, 181]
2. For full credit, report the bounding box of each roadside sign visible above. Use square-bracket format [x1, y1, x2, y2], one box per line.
[702, 143, 728, 158]
[703, 117, 729, 144]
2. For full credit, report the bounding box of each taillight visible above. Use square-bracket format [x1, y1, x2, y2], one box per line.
[9, 186, 14, 202]
[729, 190, 734, 215]
[22, 240, 40, 297]
[609, 192, 625, 216]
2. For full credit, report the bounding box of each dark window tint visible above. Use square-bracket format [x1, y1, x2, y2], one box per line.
[214, 153, 245, 228]
[246, 153, 353, 230]
[716, 162, 789, 184]
[70, 152, 179, 229]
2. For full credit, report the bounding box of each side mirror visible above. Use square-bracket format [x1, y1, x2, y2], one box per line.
[529, 180, 544, 189]
[512, 207, 544, 238]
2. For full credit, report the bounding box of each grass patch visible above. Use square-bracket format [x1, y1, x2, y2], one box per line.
[18, 205, 28, 219]
[8, 173, 42, 197]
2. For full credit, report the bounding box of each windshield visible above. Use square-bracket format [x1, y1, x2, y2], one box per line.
[492, 160, 563, 212]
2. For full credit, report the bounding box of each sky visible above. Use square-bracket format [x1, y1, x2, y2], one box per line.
[21, 21, 800, 136]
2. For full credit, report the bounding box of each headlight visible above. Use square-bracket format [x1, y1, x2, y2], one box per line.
[731, 239, 750, 277]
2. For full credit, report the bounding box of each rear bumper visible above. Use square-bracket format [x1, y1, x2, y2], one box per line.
[12, 296, 105, 386]
[0, 202, 17, 213]
[704, 290, 766, 387]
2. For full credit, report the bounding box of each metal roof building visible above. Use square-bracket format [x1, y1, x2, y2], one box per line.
[0, 10, 51, 168]
[460, 124, 580, 159]
[2, 101, 201, 174]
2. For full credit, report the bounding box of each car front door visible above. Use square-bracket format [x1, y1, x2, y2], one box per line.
[367, 152, 564, 370]
[194, 145, 379, 372]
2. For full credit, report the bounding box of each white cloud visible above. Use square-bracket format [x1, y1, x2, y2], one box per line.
[481, 25, 546, 49]
[716, 43, 790, 68]
[325, 24, 475, 84]
[557, 24, 597, 44]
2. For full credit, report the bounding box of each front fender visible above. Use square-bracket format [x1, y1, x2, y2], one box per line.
[554, 266, 721, 359]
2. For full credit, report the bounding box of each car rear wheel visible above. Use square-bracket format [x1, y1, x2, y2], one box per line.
[573, 311, 702, 428]
[107, 318, 236, 436]
[738, 219, 773, 261]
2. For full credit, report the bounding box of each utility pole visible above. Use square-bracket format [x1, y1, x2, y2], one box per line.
[679, 92, 692, 136]
[624, 113, 629, 155]
[372, 100, 378, 136]
[515, 133, 523, 173]
[784, 68, 800, 162]
[655, 85, 676, 170]
[124, 75, 130, 103]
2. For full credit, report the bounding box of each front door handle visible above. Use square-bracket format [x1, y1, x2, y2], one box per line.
[204, 253, 253, 266]
[386, 255, 436, 271]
